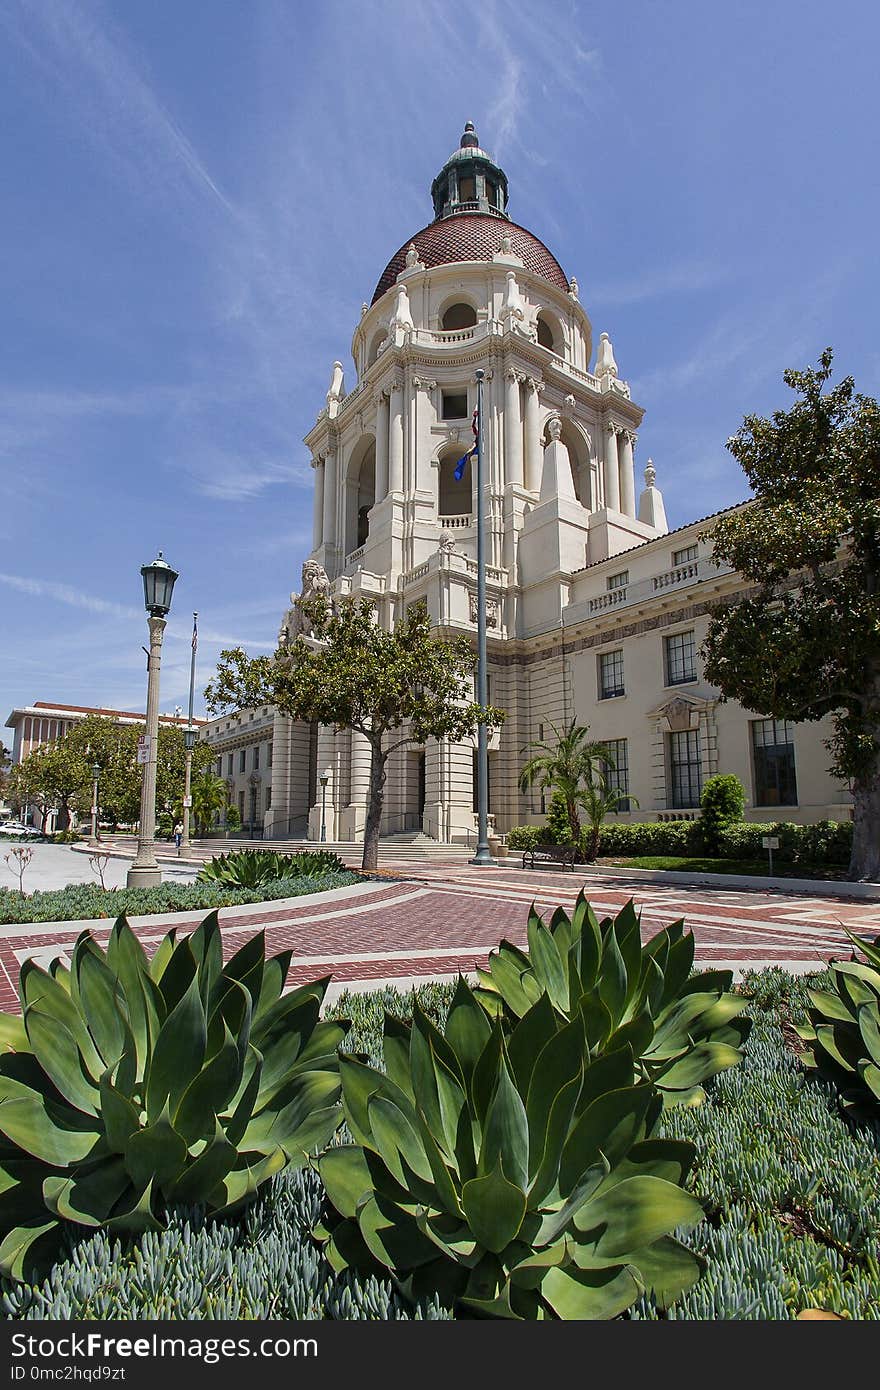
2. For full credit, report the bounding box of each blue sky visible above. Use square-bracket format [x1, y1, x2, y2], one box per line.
[1, 0, 878, 726]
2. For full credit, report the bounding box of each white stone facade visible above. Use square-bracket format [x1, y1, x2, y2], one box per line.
[200, 126, 850, 842]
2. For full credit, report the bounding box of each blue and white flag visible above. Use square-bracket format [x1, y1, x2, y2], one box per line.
[453, 406, 480, 481]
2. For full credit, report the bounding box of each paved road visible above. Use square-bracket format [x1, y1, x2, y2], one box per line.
[0, 859, 877, 1012]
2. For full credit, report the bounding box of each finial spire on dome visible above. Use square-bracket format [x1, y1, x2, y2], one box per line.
[460, 120, 479, 149]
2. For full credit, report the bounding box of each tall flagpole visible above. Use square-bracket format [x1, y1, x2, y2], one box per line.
[470, 368, 493, 866]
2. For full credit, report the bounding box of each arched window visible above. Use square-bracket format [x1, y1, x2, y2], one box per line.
[536, 314, 556, 352]
[345, 439, 376, 556]
[442, 302, 478, 331]
[438, 444, 472, 517]
[367, 330, 386, 368]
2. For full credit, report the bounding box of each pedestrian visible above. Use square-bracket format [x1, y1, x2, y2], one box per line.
[174, 821, 183, 854]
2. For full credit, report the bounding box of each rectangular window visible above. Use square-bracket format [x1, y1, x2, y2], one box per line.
[265, 787, 272, 810]
[598, 738, 630, 810]
[607, 570, 628, 591]
[668, 730, 702, 809]
[598, 649, 625, 699]
[268, 742, 273, 768]
[239, 749, 246, 773]
[752, 719, 798, 806]
[672, 543, 698, 566]
[215, 758, 222, 778]
[664, 630, 697, 685]
[238, 791, 245, 818]
[442, 392, 468, 419]
[226, 753, 233, 777]
[253, 745, 260, 771]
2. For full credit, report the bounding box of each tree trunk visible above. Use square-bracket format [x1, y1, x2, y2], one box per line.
[56, 800, 70, 833]
[849, 757, 880, 881]
[566, 798, 581, 847]
[362, 739, 388, 872]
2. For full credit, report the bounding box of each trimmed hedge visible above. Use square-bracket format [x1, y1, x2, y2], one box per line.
[506, 817, 853, 867]
[3, 972, 878, 1319]
[0, 871, 360, 925]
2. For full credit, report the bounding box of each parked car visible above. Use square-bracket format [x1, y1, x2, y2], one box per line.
[0, 821, 41, 837]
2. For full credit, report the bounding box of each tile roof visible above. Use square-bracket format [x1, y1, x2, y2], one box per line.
[372, 214, 569, 304]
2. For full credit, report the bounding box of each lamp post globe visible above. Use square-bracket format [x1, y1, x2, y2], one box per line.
[127, 551, 178, 889]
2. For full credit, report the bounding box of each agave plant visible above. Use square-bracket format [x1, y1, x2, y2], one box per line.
[474, 893, 750, 1106]
[0, 912, 347, 1280]
[797, 929, 880, 1116]
[315, 978, 705, 1319]
[197, 848, 348, 888]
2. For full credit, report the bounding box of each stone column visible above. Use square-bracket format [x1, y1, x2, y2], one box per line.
[311, 457, 324, 549]
[388, 377, 404, 493]
[322, 444, 338, 551]
[523, 378, 542, 492]
[374, 389, 389, 502]
[504, 368, 524, 487]
[347, 729, 372, 836]
[603, 422, 620, 512]
[618, 430, 637, 518]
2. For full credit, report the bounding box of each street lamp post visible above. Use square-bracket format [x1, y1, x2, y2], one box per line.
[127, 552, 178, 889]
[88, 762, 100, 847]
[320, 773, 329, 843]
[180, 612, 198, 859]
[470, 369, 494, 867]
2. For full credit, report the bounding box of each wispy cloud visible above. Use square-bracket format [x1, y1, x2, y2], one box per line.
[174, 450, 311, 502]
[0, 572, 141, 620]
[590, 260, 730, 308]
[0, 0, 235, 219]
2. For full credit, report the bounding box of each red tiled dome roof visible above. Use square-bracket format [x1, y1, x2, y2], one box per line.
[371, 214, 568, 304]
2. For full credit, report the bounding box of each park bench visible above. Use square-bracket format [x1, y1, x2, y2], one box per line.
[521, 844, 579, 871]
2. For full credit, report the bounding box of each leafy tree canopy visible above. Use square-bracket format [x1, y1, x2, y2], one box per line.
[702, 350, 880, 879]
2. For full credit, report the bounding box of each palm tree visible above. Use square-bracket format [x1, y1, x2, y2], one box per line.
[190, 770, 229, 836]
[580, 770, 639, 862]
[518, 720, 611, 847]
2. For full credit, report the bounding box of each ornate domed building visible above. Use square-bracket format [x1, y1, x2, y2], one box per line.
[202, 125, 850, 845]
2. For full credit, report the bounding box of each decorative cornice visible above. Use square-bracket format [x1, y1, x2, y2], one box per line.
[412, 376, 437, 392]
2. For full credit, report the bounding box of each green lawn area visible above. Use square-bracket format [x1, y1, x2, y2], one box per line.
[604, 855, 846, 880]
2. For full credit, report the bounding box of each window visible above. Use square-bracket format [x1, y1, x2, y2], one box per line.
[215, 758, 222, 778]
[226, 753, 233, 777]
[442, 391, 468, 419]
[607, 570, 628, 591]
[598, 649, 625, 699]
[441, 303, 477, 332]
[598, 738, 630, 810]
[664, 630, 697, 685]
[459, 175, 475, 202]
[668, 730, 702, 809]
[238, 790, 245, 818]
[672, 543, 698, 566]
[239, 749, 246, 773]
[268, 742, 273, 768]
[253, 745, 260, 771]
[752, 719, 798, 806]
[536, 317, 554, 350]
[265, 787, 272, 810]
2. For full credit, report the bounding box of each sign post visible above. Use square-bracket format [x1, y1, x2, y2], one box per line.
[136, 735, 151, 766]
[761, 835, 779, 876]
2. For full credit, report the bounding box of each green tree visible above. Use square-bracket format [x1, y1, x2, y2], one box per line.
[205, 597, 503, 871]
[518, 720, 610, 846]
[191, 770, 230, 835]
[701, 351, 880, 881]
[699, 773, 745, 856]
[0, 743, 11, 801]
[8, 741, 89, 832]
[580, 770, 638, 862]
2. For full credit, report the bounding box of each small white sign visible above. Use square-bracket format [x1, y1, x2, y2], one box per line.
[182, 796, 192, 809]
[136, 735, 151, 765]
[762, 836, 779, 849]
[90, 806, 98, 816]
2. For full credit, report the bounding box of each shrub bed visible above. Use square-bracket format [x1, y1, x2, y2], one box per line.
[507, 818, 853, 869]
[4, 972, 878, 1319]
[0, 870, 359, 925]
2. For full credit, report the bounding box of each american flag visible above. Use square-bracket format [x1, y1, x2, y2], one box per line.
[191, 612, 198, 652]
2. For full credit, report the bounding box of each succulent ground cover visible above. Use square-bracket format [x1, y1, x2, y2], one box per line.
[1, 902, 878, 1320]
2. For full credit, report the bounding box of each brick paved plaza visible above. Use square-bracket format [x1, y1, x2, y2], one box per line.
[1, 860, 877, 1012]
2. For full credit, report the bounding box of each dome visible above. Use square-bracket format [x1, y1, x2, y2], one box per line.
[371, 214, 569, 305]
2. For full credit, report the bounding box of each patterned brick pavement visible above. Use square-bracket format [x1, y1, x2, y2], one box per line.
[0, 863, 877, 1011]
